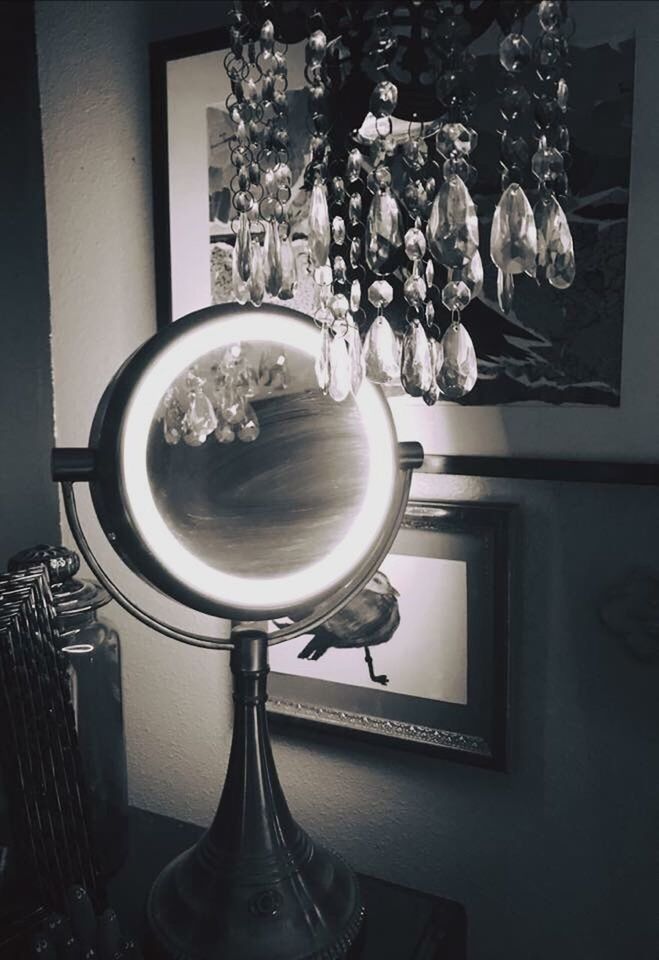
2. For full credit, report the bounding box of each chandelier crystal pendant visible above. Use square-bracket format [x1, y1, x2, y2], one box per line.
[222, 1, 575, 406]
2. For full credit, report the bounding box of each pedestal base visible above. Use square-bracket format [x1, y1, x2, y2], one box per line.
[145, 633, 364, 960]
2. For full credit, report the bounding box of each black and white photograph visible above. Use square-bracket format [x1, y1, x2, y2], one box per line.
[3, 2, 659, 960]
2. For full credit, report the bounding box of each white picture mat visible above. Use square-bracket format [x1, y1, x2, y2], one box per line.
[268, 555, 468, 705]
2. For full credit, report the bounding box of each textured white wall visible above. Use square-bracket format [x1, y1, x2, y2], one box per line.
[35, 3, 659, 958]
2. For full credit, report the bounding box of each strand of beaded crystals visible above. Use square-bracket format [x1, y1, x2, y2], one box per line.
[426, 2, 480, 399]
[359, 11, 405, 388]
[255, 13, 297, 303]
[490, 5, 538, 314]
[531, 0, 575, 290]
[224, 3, 261, 307]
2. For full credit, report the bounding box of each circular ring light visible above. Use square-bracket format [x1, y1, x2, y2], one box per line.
[88, 304, 407, 623]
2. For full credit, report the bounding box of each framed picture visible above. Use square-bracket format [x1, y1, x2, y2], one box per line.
[267, 500, 514, 770]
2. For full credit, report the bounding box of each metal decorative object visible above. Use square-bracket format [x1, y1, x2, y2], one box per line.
[7, 544, 129, 881]
[52, 302, 424, 960]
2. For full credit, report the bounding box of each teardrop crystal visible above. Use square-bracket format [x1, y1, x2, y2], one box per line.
[237, 403, 260, 442]
[278, 236, 297, 299]
[233, 211, 251, 279]
[438, 322, 477, 399]
[183, 389, 217, 442]
[497, 269, 515, 313]
[490, 183, 537, 275]
[315, 323, 331, 392]
[535, 195, 575, 289]
[249, 242, 265, 306]
[329, 335, 352, 402]
[163, 391, 183, 445]
[365, 188, 403, 276]
[309, 182, 331, 267]
[264, 220, 283, 295]
[363, 315, 400, 384]
[346, 322, 365, 395]
[401, 321, 433, 397]
[214, 420, 236, 443]
[426, 175, 479, 268]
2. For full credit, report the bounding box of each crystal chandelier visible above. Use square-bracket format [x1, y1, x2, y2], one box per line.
[192, 0, 575, 443]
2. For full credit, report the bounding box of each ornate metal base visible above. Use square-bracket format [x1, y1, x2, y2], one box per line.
[146, 632, 364, 960]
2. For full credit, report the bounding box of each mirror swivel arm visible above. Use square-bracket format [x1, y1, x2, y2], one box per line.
[60, 481, 235, 651]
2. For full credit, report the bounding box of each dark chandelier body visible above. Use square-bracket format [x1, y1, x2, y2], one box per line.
[223, 0, 575, 406]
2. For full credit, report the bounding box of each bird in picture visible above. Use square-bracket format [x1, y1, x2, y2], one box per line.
[296, 570, 400, 685]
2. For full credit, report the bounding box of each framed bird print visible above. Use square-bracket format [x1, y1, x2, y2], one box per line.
[267, 499, 514, 770]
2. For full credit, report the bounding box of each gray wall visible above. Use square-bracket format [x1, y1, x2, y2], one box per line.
[34, 3, 659, 959]
[0, 1, 60, 562]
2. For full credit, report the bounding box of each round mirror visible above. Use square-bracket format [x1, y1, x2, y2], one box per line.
[88, 304, 409, 625]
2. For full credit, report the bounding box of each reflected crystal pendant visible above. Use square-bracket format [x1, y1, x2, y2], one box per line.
[278, 236, 297, 299]
[490, 184, 537, 275]
[315, 323, 331, 393]
[237, 403, 260, 442]
[163, 390, 183, 445]
[183, 388, 217, 444]
[346, 322, 365, 395]
[438, 322, 478, 400]
[535, 195, 576, 289]
[426, 175, 479, 268]
[363, 314, 400, 384]
[365, 188, 403, 276]
[215, 379, 246, 425]
[214, 420, 236, 443]
[329, 335, 352, 402]
[401, 321, 433, 397]
[497, 269, 515, 313]
[264, 221, 283, 296]
[308, 182, 331, 267]
[249, 242, 265, 307]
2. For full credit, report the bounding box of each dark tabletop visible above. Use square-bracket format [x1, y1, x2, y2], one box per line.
[108, 807, 466, 960]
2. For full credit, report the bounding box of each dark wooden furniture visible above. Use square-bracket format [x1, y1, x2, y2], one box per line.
[109, 807, 467, 960]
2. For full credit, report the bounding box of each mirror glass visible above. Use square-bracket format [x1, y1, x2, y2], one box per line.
[118, 308, 401, 618]
[146, 341, 370, 579]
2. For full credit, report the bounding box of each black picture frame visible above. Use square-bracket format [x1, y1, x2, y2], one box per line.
[267, 499, 514, 770]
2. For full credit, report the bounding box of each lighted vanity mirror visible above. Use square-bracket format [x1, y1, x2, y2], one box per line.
[85, 304, 411, 625]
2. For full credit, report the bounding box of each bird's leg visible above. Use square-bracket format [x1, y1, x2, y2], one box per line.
[363, 646, 389, 686]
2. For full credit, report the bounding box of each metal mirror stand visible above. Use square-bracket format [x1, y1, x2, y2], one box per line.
[53, 441, 423, 960]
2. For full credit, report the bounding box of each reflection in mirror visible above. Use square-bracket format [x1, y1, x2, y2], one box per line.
[147, 341, 370, 580]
